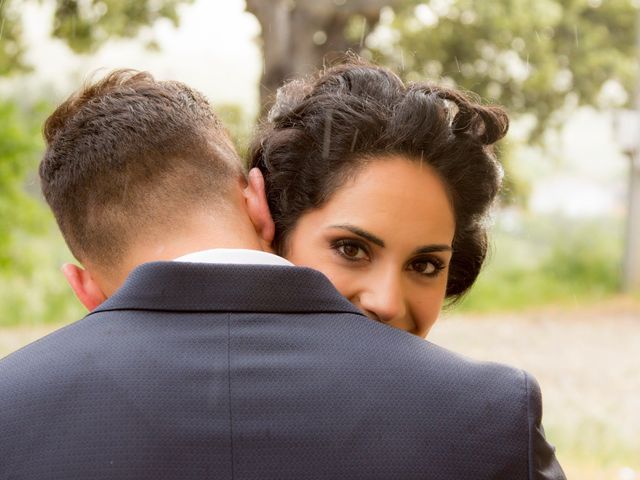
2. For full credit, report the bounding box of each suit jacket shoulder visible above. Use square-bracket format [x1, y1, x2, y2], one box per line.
[0, 262, 565, 480]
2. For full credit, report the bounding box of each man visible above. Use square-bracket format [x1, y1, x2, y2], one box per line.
[0, 70, 565, 479]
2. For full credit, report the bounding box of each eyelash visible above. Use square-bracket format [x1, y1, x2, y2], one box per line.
[331, 239, 370, 262]
[408, 256, 446, 278]
[330, 238, 446, 278]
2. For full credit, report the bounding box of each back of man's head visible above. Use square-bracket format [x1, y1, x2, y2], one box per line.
[40, 70, 245, 284]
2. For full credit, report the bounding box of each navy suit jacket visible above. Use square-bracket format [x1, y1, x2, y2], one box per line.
[0, 262, 565, 479]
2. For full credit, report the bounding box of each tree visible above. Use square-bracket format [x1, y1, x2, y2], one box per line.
[0, 0, 193, 76]
[0, 0, 28, 75]
[245, 0, 637, 136]
[245, 0, 401, 114]
[371, 0, 638, 141]
[245, 0, 637, 200]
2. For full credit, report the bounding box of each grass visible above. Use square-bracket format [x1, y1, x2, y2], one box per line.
[456, 212, 623, 313]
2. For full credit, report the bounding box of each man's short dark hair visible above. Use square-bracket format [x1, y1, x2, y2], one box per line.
[40, 69, 242, 270]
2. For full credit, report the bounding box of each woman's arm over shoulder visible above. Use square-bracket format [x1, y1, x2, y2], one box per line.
[523, 370, 567, 480]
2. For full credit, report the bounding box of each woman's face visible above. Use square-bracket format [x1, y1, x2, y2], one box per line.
[285, 156, 455, 338]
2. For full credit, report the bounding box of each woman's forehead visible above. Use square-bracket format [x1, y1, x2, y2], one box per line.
[312, 157, 456, 244]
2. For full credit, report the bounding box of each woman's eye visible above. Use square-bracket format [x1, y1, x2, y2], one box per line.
[338, 243, 366, 259]
[333, 240, 369, 261]
[409, 258, 444, 276]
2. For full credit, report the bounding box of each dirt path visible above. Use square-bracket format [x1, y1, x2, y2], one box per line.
[429, 298, 640, 480]
[0, 323, 66, 357]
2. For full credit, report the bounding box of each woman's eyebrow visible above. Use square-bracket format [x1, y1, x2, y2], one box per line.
[413, 245, 453, 255]
[329, 224, 385, 247]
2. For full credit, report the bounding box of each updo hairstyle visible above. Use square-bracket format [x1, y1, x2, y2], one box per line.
[249, 61, 508, 300]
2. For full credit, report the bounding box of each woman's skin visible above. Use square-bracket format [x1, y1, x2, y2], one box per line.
[285, 155, 456, 338]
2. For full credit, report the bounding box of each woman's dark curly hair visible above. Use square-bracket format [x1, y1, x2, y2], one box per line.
[248, 60, 508, 301]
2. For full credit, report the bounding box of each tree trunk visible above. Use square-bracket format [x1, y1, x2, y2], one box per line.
[245, 0, 399, 117]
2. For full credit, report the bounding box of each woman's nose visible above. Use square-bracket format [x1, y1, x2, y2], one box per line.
[357, 272, 408, 325]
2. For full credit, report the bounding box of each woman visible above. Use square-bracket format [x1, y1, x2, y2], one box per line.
[248, 61, 508, 338]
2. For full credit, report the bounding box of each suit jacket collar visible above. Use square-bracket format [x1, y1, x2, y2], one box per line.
[91, 261, 364, 316]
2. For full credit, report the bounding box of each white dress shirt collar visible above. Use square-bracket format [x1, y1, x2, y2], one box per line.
[174, 248, 294, 266]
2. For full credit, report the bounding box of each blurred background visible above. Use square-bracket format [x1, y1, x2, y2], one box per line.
[1, 0, 639, 478]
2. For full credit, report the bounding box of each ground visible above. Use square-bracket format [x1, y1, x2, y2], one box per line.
[2, 297, 639, 479]
[429, 297, 640, 480]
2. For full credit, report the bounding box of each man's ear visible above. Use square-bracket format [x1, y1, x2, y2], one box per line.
[243, 168, 275, 249]
[61, 263, 107, 311]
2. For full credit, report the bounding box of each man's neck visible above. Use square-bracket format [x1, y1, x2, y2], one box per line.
[94, 219, 268, 297]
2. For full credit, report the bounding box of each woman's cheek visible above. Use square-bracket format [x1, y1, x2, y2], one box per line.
[321, 264, 360, 299]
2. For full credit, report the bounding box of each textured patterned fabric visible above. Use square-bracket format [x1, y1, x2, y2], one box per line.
[0, 262, 566, 479]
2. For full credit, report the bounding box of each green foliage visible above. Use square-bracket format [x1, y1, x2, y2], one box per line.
[213, 103, 254, 160]
[373, 0, 638, 141]
[456, 213, 623, 312]
[0, 100, 50, 272]
[0, 1, 29, 75]
[0, 0, 194, 77]
[0, 0, 196, 324]
[494, 137, 531, 205]
[51, 0, 193, 53]
[0, 230, 85, 327]
[0, 98, 85, 326]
